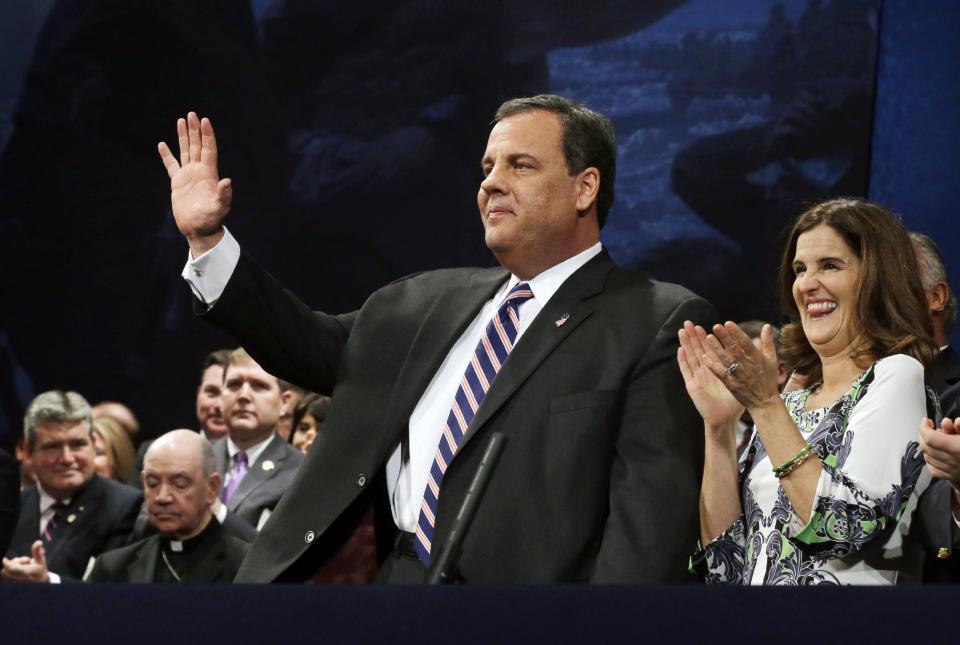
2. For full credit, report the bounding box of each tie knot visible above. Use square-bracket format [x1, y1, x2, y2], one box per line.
[504, 282, 534, 307]
[234, 451, 248, 466]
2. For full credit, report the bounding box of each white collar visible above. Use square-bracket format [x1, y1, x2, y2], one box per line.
[226, 433, 274, 466]
[502, 242, 602, 306]
[37, 483, 71, 514]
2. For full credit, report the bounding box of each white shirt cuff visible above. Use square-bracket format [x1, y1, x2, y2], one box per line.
[181, 227, 241, 306]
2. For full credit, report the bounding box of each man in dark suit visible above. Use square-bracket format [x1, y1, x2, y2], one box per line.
[912, 232, 960, 582]
[214, 349, 304, 531]
[911, 233, 960, 398]
[87, 430, 249, 583]
[159, 95, 714, 583]
[2, 391, 142, 582]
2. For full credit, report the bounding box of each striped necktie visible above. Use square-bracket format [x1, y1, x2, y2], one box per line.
[414, 282, 534, 565]
[42, 501, 67, 546]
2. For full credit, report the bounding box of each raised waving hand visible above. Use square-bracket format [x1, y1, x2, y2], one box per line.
[158, 112, 232, 257]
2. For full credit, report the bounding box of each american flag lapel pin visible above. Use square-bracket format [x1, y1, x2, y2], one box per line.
[555, 313, 570, 327]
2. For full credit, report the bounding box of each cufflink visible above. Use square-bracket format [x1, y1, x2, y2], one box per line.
[938, 547, 950, 559]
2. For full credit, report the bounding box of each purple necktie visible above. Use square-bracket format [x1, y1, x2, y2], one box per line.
[414, 282, 534, 566]
[222, 451, 248, 503]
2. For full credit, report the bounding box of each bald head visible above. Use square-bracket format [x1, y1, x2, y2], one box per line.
[145, 429, 215, 478]
[142, 429, 219, 540]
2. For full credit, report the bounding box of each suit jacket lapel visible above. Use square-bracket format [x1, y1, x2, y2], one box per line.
[127, 536, 160, 583]
[214, 440, 229, 477]
[458, 253, 613, 454]
[228, 435, 284, 511]
[46, 477, 102, 565]
[377, 268, 509, 448]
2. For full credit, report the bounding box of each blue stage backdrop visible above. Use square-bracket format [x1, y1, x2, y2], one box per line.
[0, 0, 946, 445]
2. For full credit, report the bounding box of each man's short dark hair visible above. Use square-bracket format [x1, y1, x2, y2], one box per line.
[199, 349, 232, 383]
[494, 94, 616, 228]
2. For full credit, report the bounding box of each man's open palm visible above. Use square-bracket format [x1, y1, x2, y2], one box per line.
[158, 112, 232, 253]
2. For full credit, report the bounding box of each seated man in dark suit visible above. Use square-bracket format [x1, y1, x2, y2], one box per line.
[913, 232, 960, 582]
[919, 416, 960, 583]
[215, 348, 304, 531]
[2, 391, 142, 582]
[87, 429, 249, 583]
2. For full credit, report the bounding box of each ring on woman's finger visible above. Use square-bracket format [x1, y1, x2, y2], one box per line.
[725, 362, 740, 375]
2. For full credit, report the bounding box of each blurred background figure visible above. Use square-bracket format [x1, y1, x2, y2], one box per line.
[909, 232, 959, 408]
[289, 393, 331, 454]
[195, 349, 232, 442]
[92, 416, 136, 484]
[92, 401, 141, 447]
[277, 381, 306, 442]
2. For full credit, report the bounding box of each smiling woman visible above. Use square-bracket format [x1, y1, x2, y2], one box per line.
[680, 198, 939, 585]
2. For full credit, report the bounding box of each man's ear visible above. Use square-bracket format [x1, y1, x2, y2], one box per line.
[208, 472, 222, 502]
[575, 167, 600, 214]
[16, 440, 32, 460]
[930, 281, 950, 313]
[280, 390, 293, 409]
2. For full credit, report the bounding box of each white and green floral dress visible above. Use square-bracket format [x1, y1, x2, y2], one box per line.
[694, 354, 933, 585]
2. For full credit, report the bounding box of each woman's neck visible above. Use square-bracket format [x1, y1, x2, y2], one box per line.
[810, 352, 870, 406]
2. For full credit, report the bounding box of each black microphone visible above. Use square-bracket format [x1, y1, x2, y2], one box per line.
[427, 432, 507, 585]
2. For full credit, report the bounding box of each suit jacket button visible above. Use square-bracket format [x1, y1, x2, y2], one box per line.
[937, 547, 950, 559]
[305, 530, 316, 544]
[356, 474, 367, 488]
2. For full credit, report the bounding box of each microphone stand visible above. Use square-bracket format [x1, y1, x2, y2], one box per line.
[427, 432, 507, 585]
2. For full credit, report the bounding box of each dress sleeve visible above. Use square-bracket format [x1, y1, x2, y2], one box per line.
[787, 355, 927, 559]
[690, 433, 758, 584]
[690, 517, 747, 583]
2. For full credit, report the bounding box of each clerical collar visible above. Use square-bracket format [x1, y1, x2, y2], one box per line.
[162, 517, 220, 554]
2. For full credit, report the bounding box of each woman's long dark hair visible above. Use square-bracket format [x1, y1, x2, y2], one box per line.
[778, 198, 937, 386]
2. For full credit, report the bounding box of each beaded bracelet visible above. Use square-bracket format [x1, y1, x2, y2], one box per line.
[772, 443, 815, 479]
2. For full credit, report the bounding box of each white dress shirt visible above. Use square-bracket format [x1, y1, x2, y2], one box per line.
[183, 228, 602, 531]
[37, 485, 71, 536]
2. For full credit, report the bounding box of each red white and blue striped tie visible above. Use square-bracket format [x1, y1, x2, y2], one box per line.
[414, 282, 534, 566]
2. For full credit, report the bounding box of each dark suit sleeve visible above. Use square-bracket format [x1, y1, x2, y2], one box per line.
[202, 252, 356, 394]
[591, 295, 715, 583]
[0, 448, 19, 557]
